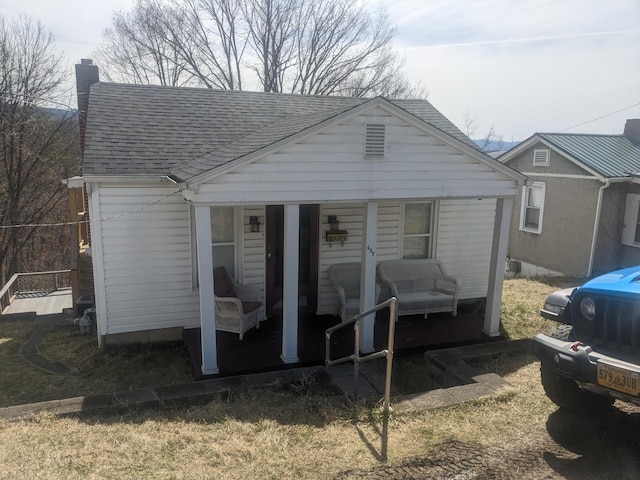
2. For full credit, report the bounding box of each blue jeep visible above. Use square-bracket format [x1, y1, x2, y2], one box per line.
[533, 266, 640, 411]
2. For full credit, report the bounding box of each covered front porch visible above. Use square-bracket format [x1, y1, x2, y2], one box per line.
[193, 197, 513, 376]
[183, 305, 493, 379]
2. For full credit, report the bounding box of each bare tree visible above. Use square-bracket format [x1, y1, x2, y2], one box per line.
[243, 0, 302, 92]
[340, 59, 428, 99]
[292, 1, 396, 96]
[479, 125, 506, 152]
[95, 0, 424, 97]
[176, 0, 247, 89]
[0, 15, 79, 284]
[462, 109, 508, 151]
[94, 0, 195, 86]
[463, 108, 479, 138]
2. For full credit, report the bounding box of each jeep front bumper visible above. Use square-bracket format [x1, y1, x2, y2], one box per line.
[533, 333, 640, 406]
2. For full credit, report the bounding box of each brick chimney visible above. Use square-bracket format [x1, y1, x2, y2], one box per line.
[624, 119, 640, 146]
[75, 59, 99, 154]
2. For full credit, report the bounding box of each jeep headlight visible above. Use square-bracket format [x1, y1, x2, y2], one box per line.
[579, 297, 596, 320]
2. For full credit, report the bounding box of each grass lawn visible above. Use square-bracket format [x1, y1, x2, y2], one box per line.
[0, 276, 578, 408]
[7, 276, 637, 479]
[0, 319, 194, 408]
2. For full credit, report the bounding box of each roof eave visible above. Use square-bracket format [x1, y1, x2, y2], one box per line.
[82, 174, 179, 185]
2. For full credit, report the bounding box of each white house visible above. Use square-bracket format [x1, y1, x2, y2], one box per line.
[74, 60, 525, 375]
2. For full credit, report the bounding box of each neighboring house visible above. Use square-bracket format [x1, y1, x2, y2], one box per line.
[72, 60, 525, 375]
[499, 120, 640, 278]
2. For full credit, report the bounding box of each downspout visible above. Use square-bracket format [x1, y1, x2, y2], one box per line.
[587, 179, 611, 277]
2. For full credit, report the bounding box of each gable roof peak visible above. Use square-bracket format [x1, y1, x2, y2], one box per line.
[502, 130, 640, 179]
[82, 82, 477, 179]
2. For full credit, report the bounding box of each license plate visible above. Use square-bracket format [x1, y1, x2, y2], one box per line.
[597, 362, 640, 396]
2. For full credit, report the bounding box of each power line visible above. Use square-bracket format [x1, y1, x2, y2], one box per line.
[555, 101, 640, 133]
[0, 191, 182, 230]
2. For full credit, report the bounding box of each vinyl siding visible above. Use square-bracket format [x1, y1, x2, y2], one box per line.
[95, 185, 200, 334]
[195, 107, 517, 204]
[436, 199, 497, 298]
[316, 200, 495, 314]
[242, 206, 266, 319]
[317, 202, 401, 315]
[92, 190, 499, 330]
[317, 204, 364, 315]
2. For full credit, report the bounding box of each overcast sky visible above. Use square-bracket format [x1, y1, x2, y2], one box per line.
[2, 0, 639, 141]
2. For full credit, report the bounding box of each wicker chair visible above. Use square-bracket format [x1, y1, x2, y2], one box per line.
[213, 266, 262, 340]
[327, 263, 380, 322]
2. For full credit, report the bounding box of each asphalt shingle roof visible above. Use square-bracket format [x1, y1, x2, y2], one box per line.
[538, 133, 640, 178]
[82, 83, 478, 180]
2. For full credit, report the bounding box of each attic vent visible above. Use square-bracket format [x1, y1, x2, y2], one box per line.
[533, 149, 550, 166]
[365, 124, 386, 157]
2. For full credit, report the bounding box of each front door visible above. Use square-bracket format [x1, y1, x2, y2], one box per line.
[265, 205, 319, 316]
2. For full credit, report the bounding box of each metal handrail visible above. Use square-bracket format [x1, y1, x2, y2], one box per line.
[325, 297, 398, 412]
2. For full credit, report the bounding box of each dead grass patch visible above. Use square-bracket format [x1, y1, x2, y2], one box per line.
[0, 354, 564, 479]
[500, 276, 580, 340]
[0, 318, 193, 408]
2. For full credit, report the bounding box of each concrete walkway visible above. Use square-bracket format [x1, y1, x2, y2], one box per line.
[0, 339, 530, 421]
[326, 340, 526, 412]
[18, 313, 76, 374]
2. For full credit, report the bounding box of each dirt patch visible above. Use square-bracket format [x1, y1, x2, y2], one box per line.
[336, 434, 575, 479]
[337, 402, 640, 479]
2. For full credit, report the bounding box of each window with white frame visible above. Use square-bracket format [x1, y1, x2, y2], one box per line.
[622, 193, 640, 247]
[402, 202, 434, 259]
[520, 182, 545, 233]
[211, 206, 236, 274]
[533, 149, 550, 166]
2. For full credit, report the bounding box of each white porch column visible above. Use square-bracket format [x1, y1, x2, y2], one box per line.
[484, 197, 514, 336]
[195, 205, 219, 375]
[281, 204, 300, 364]
[360, 201, 378, 353]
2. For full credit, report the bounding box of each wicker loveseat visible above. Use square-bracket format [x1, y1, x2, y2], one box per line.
[213, 266, 262, 339]
[377, 259, 460, 317]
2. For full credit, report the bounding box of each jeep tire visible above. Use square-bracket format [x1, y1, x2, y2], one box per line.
[539, 326, 614, 413]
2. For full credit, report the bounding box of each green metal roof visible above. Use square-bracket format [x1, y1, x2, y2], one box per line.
[539, 133, 640, 178]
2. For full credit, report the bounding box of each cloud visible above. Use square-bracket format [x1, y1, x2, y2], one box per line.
[400, 30, 640, 50]
[382, 0, 640, 139]
[1, 0, 132, 62]
[400, 32, 640, 139]
[389, 0, 640, 48]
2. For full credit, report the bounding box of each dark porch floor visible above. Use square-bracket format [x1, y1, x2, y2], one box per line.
[183, 304, 500, 380]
